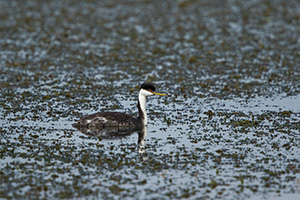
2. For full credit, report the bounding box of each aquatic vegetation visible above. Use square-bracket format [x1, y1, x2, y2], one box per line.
[1, 0, 300, 199]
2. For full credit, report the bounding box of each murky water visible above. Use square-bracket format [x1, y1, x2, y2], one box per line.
[1, 0, 300, 199]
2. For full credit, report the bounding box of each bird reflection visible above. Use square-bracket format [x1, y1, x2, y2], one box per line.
[73, 124, 148, 154]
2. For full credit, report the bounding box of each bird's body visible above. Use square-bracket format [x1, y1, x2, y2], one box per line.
[75, 111, 140, 127]
[74, 82, 166, 128]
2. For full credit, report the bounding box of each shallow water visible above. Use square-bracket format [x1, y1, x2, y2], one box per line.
[1, 0, 300, 199]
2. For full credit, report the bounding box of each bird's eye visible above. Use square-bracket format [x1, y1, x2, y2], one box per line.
[148, 89, 152, 92]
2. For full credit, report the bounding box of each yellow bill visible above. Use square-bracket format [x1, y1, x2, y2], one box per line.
[152, 92, 167, 96]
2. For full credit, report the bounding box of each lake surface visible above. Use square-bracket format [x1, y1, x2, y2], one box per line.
[1, 0, 300, 199]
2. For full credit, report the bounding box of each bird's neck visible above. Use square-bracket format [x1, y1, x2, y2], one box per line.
[138, 93, 147, 126]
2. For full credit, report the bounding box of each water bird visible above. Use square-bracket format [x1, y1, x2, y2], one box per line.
[74, 82, 167, 128]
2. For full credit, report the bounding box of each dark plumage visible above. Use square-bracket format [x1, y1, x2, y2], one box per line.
[74, 112, 140, 127]
[73, 82, 166, 128]
[140, 82, 156, 91]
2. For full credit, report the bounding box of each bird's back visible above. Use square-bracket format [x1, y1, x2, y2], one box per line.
[74, 112, 140, 127]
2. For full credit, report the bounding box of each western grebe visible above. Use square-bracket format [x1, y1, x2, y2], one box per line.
[74, 82, 167, 127]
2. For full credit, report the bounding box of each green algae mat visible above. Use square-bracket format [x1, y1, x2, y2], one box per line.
[1, 0, 300, 199]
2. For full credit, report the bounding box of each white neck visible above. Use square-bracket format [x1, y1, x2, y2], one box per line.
[138, 92, 147, 126]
